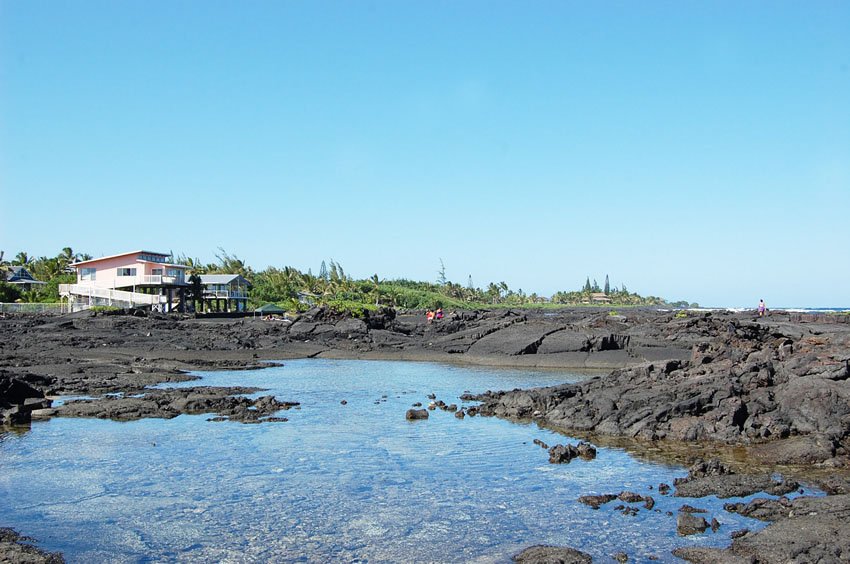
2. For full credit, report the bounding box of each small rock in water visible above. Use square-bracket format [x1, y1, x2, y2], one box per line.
[405, 408, 429, 420]
[548, 444, 579, 464]
[578, 494, 617, 509]
[618, 491, 644, 503]
[455, 410, 466, 419]
[533, 438, 549, 449]
[576, 441, 597, 460]
[513, 545, 592, 564]
[340, 400, 347, 405]
[677, 512, 709, 536]
[710, 518, 721, 532]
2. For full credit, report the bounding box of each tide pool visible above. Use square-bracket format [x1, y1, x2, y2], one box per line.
[1, 359, 785, 562]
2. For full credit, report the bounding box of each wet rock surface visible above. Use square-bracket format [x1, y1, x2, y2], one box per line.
[547, 441, 597, 463]
[0, 527, 64, 563]
[55, 387, 298, 423]
[676, 494, 850, 563]
[673, 459, 799, 498]
[513, 544, 593, 563]
[471, 311, 850, 468]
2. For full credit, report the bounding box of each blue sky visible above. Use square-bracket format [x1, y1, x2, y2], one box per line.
[1, 1, 848, 307]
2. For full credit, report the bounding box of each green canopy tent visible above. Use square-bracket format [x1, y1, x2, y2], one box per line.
[254, 303, 286, 318]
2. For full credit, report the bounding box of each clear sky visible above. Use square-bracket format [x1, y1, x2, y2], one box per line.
[1, 1, 848, 307]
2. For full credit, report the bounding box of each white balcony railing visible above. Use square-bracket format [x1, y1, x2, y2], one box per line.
[139, 275, 184, 285]
[202, 290, 248, 299]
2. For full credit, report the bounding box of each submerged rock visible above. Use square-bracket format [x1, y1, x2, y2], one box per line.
[513, 544, 593, 563]
[578, 494, 617, 509]
[55, 387, 297, 424]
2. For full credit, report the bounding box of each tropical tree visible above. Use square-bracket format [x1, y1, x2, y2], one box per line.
[212, 248, 253, 279]
[29, 257, 64, 281]
[0, 281, 21, 302]
[176, 254, 208, 275]
[487, 283, 500, 304]
[187, 273, 204, 312]
[13, 252, 32, 266]
[437, 259, 447, 286]
[0, 251, 10, 281]
[57, 247, 78, 270]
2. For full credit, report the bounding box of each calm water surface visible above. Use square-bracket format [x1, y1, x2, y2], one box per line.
[0, 359, 791, 562]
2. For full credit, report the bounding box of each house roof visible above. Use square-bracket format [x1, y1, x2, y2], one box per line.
[255, 303, 285, 313]
[70, 250, 171, 267]
[9, 266, 35, 280]
[199, 274, 251, 287]
[7, 266, 46, 285]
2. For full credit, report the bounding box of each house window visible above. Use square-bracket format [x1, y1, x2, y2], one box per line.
[81, 268, 96, 281]
[117, 268, 137, 276]
[151, 269, 163, 276]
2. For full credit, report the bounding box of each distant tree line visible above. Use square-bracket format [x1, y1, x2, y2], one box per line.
[1, 248, 694, 312]
[0, 248, 91, 303]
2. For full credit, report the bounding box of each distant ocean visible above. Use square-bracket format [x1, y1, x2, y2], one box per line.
[691, 307, 850, 313]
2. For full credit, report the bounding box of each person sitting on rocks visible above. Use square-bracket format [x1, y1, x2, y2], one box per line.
[426, 310, 435, 323]
[435, 307, 443, 320]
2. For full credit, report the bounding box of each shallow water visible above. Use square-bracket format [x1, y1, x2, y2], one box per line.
[0, 359, 802, 562]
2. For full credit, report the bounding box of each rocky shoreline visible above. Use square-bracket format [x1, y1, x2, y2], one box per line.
[2, 306, 849, 562]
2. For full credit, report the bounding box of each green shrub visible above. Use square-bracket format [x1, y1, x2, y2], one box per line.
[325, 299, 377, 318]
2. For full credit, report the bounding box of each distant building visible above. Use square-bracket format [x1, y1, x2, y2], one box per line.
[6, 266, 47, 292]
[297, 291, 319, 306]
[198, 274, 251, 312]
[589, 292, 612, 304]
[60, 250, 188, 312]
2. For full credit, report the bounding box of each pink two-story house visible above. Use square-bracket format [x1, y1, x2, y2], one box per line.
[60, 250, 189, 312]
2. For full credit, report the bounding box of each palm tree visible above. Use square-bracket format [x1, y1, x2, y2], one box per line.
[59, 247, 77, 264]
[13, 252, 32, 266]
[175, 254, 208, 275]
[213, 248, 253, 280]
[487, 283, 500, 304]
[30, 257, 63, 281]
[0, 251, 10, 281]
[187, 273, 204, 312]
[370, 274, 380, 306]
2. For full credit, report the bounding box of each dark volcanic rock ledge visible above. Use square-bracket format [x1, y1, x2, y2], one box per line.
[0, 528, 64, 563]
[473, 313, 850, 467]
[2, 307, 850, 562]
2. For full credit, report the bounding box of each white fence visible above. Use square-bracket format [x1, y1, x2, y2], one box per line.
[0, 303, 67, 314]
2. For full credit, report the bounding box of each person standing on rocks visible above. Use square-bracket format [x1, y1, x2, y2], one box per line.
[758, 299, 766, 317]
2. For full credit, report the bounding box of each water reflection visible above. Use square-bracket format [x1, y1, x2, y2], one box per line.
[0, 359, 798, 562]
